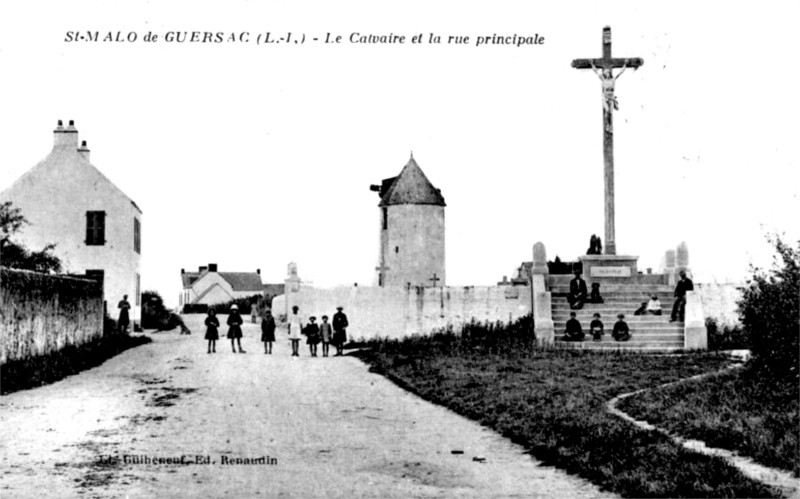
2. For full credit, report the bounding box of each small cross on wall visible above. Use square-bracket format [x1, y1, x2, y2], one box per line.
[429, 273, 441, 287]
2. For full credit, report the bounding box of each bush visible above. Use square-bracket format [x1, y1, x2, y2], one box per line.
[142, 290, 177, 330]
[206, 294, 262, 315]
[705, 317, 751, 351]
[182, 303, 209, 314]
[738, 235, 799, 382]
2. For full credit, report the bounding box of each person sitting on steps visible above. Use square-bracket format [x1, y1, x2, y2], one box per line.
[562, 312, 585, 342]
[612, 314, 631, 342]
[567, 270, 588, 310]
[646, 295, 662, 315]
[589, 313, 604, 341]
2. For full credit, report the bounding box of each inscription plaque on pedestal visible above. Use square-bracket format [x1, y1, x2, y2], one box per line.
[590, 266, 631, 277]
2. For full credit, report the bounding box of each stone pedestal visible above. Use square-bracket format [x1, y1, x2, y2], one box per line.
[578, 255, 639, 283]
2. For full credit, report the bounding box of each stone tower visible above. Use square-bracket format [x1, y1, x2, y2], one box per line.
[370, 155, 446, 287]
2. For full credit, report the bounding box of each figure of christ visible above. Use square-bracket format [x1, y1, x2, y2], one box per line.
[591, 61, 628, 112]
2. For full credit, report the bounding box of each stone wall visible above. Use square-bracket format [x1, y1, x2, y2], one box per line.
[274, 284, 531, 340]
[1, 268, 105, 364]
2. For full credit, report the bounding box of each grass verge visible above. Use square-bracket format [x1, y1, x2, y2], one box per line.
[355, 317, 781, 497]
[1, 333, 152, 394]
[618, 364, 799, 477]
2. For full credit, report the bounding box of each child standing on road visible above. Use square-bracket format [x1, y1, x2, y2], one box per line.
[261, 309, 276, 355]
[227, 305, 246, 353]
[204, 310, 220, 354]
[304, 316, 321, 357]
[613, 314, 631, 342]
[589, 313, 604, 341]
[288, 305, 302, 357]
[319, 315, 332, 357]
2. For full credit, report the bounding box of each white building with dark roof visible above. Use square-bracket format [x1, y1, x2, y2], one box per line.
[0, 120, 143, 324]
[370, 154, 446, 287]
[180, 263, 266, 308]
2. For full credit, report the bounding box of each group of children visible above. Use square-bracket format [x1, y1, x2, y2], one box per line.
[563, 312, 631, 342]
[202, 304, 348, 356]
[203, 305, 248, 354]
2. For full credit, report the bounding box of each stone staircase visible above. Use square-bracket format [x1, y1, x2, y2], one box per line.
[550, 283, 684, 351]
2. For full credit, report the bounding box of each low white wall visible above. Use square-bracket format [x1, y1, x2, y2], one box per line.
[274, 284, 531, 340]
[696, 282, 742, 328]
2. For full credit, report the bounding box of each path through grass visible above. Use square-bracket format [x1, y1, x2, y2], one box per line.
[618, 364, 799, 477]
[356, 319, 782, 497]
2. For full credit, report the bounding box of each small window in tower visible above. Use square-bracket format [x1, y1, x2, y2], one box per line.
[382, 208, 388, 230]
[395, 246, 399, 253]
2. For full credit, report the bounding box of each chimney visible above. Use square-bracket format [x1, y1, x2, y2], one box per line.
[78, 140, 90, 161]
[208, 263, 218, 272]
[54, 119, 79, 148]
[256, 269, 261, 275]
[199, 266, 207, 273]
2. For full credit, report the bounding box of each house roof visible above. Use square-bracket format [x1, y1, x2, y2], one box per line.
[193, 282, 234, 304]
[1, 123, 142, 214]
[181, 272, 202, 289]
[379, 156, 445, 207]
[218, 272, 264, 292]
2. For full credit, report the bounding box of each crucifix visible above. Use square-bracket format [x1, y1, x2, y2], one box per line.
[429, 273, 441, 287]
[572, 26, 643, 256]
[375, 262, 390, 287]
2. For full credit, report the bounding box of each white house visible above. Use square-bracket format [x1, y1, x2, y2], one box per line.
[0, 120, 143, 324]
[180, 263, 265, 308]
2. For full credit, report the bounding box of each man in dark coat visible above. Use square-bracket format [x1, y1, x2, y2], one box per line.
[568, 270, 588, 310]
[332, 306, 349, 356]
[562, 312, 585, 341]
[670, 270, 694, 322]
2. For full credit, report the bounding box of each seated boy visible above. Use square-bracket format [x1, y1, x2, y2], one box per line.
[646, 296, 662, 315]
[562, 312, 585, 341]
[612, 314, 631, 342]
[589, 313, 604, 341]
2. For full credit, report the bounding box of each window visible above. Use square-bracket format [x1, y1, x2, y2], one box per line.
[85, 211, 106, 245]
[135, 273, 141, 305]
[133, 217, 141, 254]
[382, 207, 388, 230]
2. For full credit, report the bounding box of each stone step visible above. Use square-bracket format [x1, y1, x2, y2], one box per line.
[549, 284, 673, 292]
[553, 341, 685, 351]
[551, 292, 674, 300]
[553, 321, 682, 329]
[552, 303, 675, 310]
[553, 330, 684, 340]
[553, 308, 669, 323]
[552, 310, 675, 318]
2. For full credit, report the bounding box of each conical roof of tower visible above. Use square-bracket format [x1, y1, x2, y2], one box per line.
[379, 156, 446, 207]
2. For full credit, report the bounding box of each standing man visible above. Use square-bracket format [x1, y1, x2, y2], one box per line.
[670, 271, 694, 322]
[568, 270, 588, 310]
[332, 306, 349, 356]
[117, 295, 131, 333]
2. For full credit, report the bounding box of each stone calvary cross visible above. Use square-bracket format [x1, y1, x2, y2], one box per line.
[572, 26, 643, 255]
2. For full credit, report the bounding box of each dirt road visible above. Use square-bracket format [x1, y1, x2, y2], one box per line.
[1, 315, 613, 498]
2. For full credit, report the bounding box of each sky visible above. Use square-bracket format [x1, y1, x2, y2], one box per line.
[1, 1, 798, 307]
